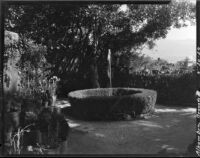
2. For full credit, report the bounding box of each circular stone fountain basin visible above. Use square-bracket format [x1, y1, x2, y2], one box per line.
[68, 88, 157, 120]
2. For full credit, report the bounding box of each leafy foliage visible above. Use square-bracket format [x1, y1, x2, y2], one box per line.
[68, 88, 157, 120]
[112, 71, 196, 106]
[4, 1, 195, 88]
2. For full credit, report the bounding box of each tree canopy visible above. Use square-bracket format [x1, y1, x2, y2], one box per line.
[4, 1, 195, 88]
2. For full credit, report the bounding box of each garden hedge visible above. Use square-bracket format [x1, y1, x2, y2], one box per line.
[68, 88, 157, 120]
[112, 73, 196, 106]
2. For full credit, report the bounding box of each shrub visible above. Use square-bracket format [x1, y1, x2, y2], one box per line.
[112, 72, 196, 106]
[68, 88, 157, 120]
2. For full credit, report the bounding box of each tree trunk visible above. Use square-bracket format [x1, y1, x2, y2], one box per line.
[89, 56, 100, 88]
[88, 15, 100, 88]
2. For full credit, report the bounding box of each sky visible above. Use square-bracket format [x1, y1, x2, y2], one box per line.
[120, 1, 196, 64]
[142, 0, 196, 63]
[142, 25, 196, 63]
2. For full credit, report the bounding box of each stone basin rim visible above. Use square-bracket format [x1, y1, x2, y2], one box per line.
[67, 88, 157, 120]
[68, 87, 156, 99]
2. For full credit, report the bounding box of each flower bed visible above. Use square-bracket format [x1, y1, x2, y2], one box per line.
[68, 88, 157, 120]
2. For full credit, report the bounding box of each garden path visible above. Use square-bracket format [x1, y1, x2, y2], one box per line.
[49, 99, 196, 156]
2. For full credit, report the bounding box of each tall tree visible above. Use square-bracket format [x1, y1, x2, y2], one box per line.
[4, 1, 195, 88]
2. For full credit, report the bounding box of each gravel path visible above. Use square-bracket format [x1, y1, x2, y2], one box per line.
[49, 100, 196, 156]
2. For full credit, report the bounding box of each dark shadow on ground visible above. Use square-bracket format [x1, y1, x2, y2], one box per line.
[55, 101, 196, 155]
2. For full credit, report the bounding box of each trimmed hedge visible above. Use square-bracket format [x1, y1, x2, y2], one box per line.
[113, 73, 196, 106]
[68, 88, 157, 120]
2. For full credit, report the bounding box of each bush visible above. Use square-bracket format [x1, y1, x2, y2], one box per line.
[112, 72, 196, 106]
[68, 88, 157, 120]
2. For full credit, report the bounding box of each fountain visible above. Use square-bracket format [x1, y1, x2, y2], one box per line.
[107, 49, 112, 96]
[68, 49, 157, 120]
